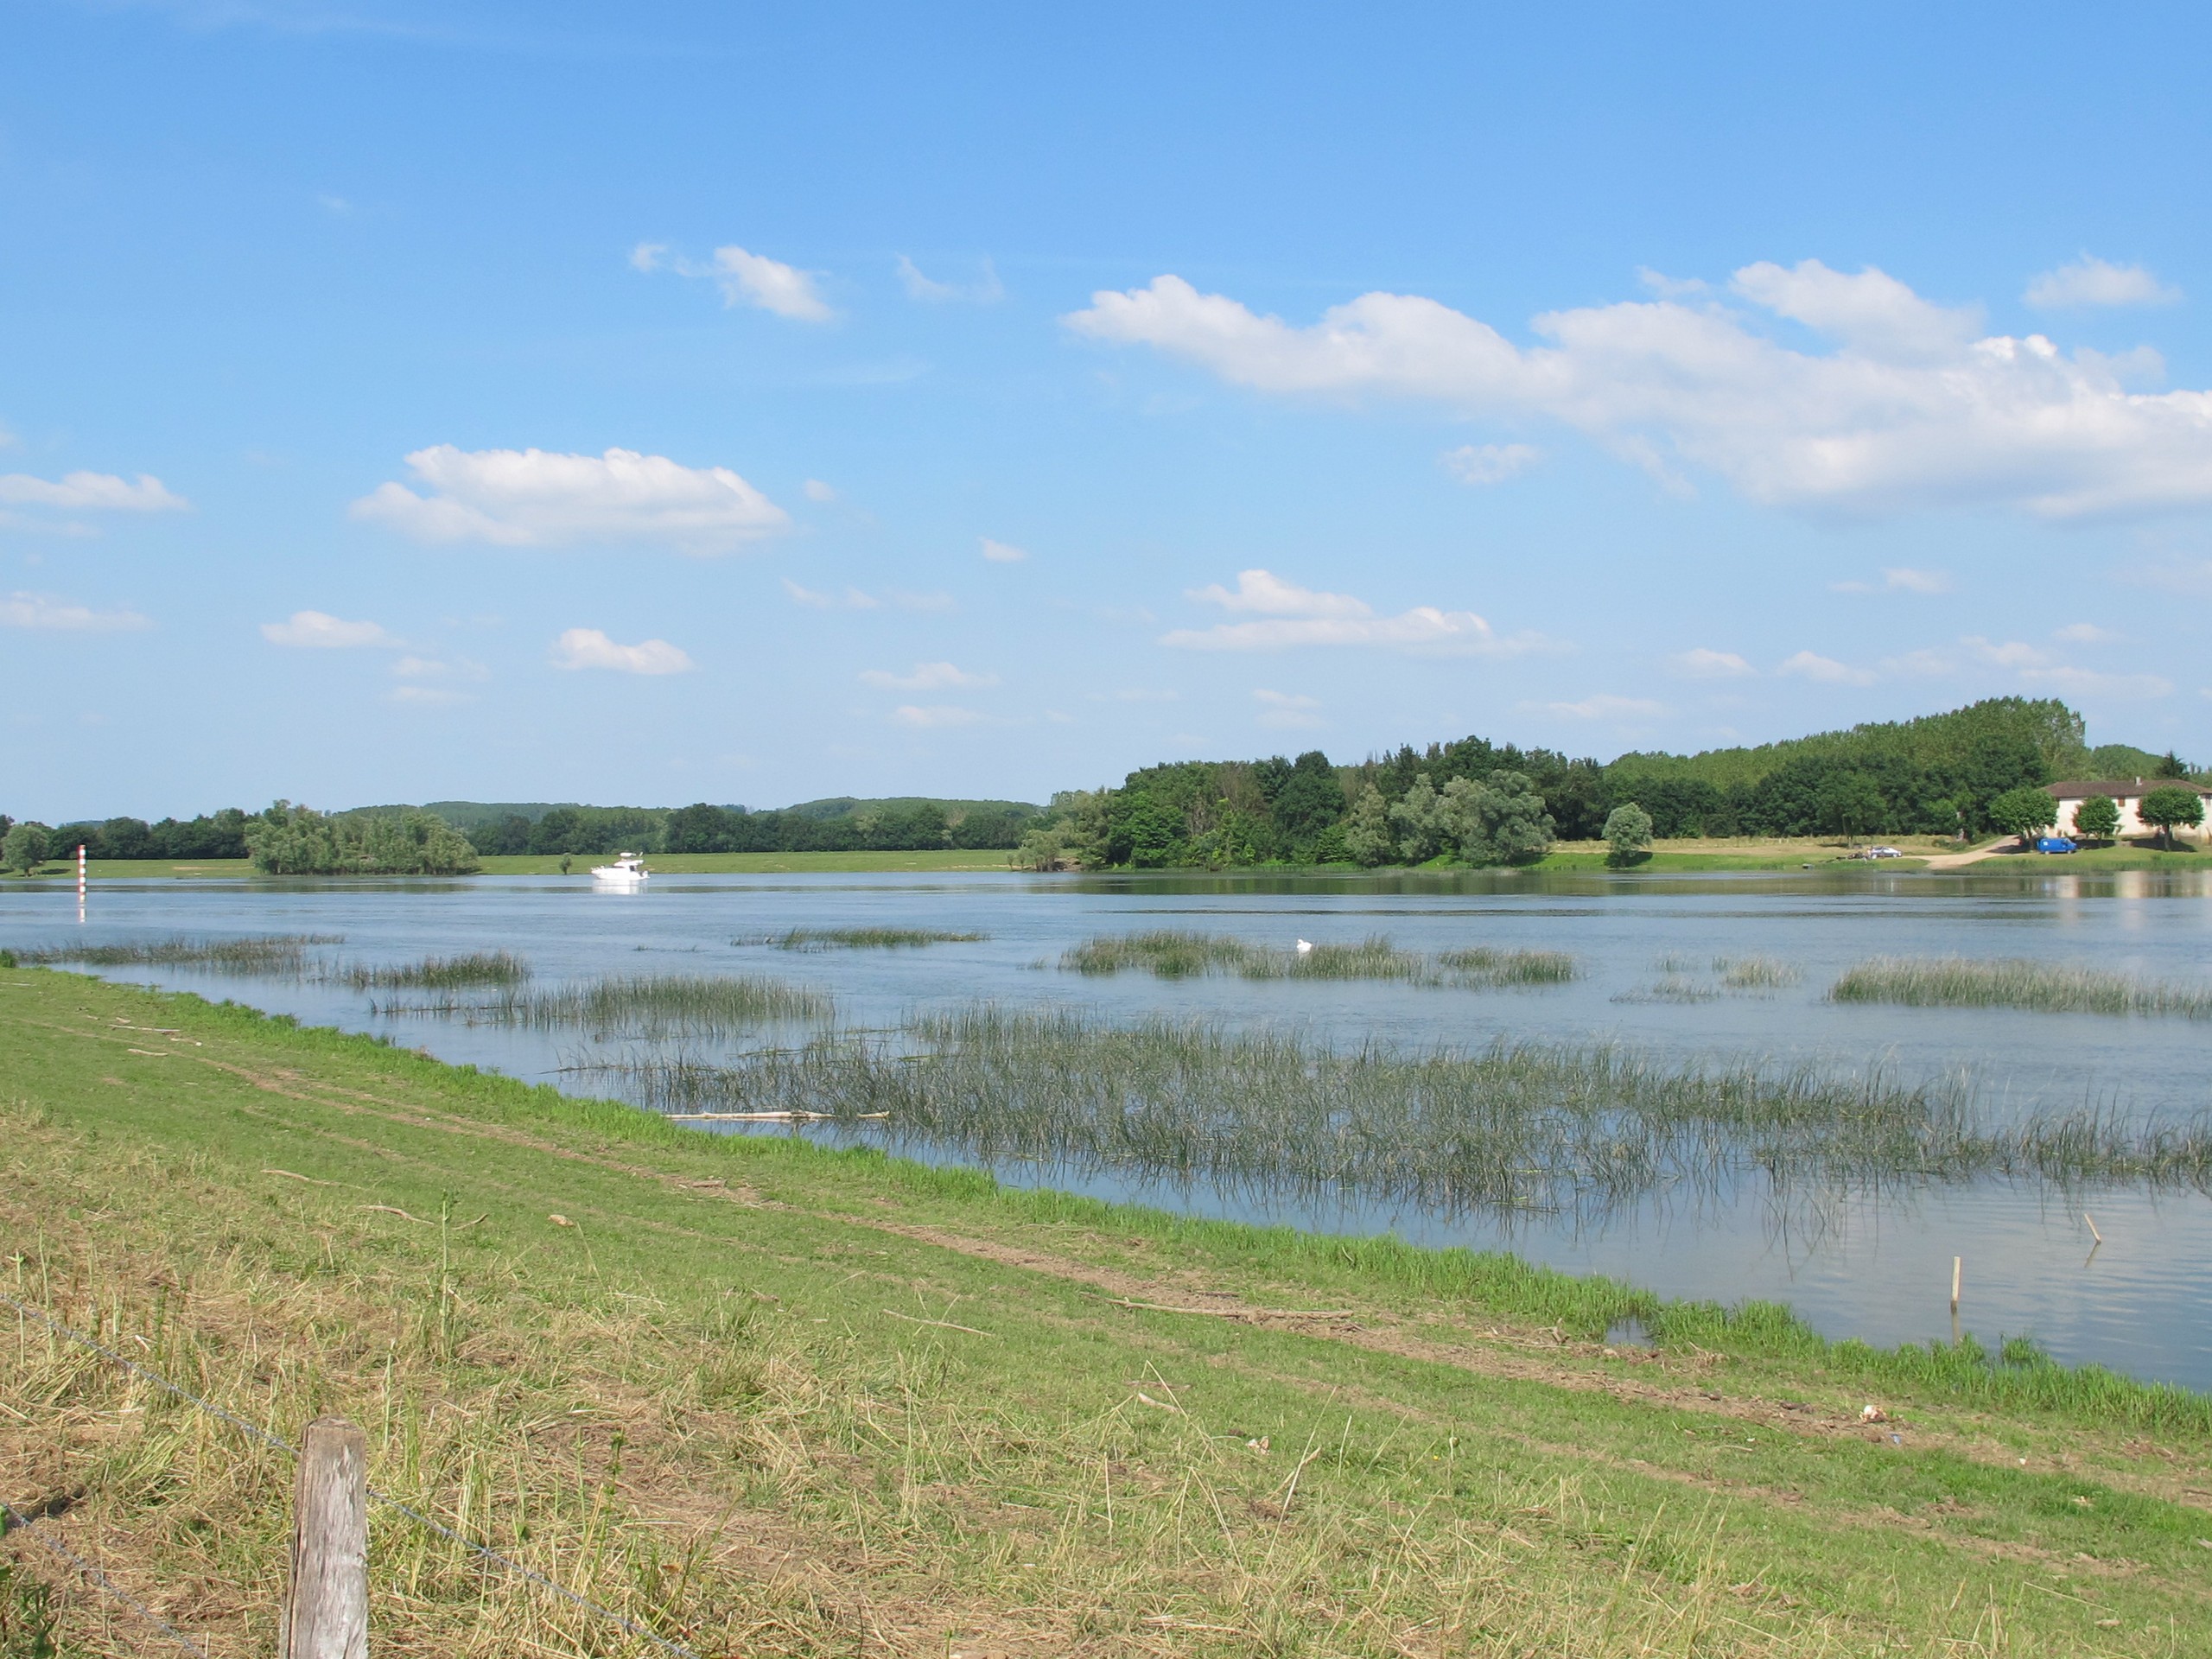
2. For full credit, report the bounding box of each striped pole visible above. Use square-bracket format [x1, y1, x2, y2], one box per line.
[78, 842, 86, 922]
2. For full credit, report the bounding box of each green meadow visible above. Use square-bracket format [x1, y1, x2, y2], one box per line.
[5, 966, 2211, 1656]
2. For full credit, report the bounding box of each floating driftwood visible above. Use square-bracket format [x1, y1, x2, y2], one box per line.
[660, 1109, 889, 1122]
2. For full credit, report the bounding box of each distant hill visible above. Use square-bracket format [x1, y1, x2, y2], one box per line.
[779, 795, 1044, 822]
[345, 797, 1038, 828]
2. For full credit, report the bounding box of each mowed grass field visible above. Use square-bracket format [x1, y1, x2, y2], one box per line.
[5, 969, 2211, 1655]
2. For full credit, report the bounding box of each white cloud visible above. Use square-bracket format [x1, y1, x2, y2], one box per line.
[895, 254, 1003, 305]
[1065, 261, 2212, 518]
[1163, 567, 1538, 654]
[1670, 647, 1755, 678]
[892, 703, 984, 728]
[1443, 442, 1542, 485]
[2024, 256, 2180, 310]
[860, 661, 998, 691]
[1777, 650, 1877, 685]
[2053, 622, 2120, 644]
[549, 627, 694, 675]
[261, 609, 396, 649]
[353, 446, 788, 553]
[1539, 694, 1668, 720]
[632, 241, 833, 321]
[1254, 688, 1324, 728]
[980, 537, 1027, 563]
[0, 471, 187, 512]
[803, 479, 837, 503]
[1962, 635, 2050, 670]
[0, 591, 150, 632]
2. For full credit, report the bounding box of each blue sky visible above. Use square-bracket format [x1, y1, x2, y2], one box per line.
[5, 2, 2211, 817]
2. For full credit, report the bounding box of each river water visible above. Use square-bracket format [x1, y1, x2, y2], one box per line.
[5, 866, 2209, 1389]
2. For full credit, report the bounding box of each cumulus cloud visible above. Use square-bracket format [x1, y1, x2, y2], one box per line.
[0, 591, 150, 631]
[1539, 694, 1668, 720]
[632, 241, 833, 321]
[1443, 442, 1541, 485]
[1162, 568, 1539, 654]
[803, 479, 837, 503]
[0, 471, 187, 515]
[2024, 255, 2180, 310]
[353, 446, 788, 553]
[1254, 689, 1323, 728]
[1065, 261, 2212, 518]
[1777, 650, 1877, 685]
[893, 703, 985, 728]
[860, 661, 998, 691]
[980, 537, 1027, 563]
[261, 609, 396, 648]
[1670, 647, 1754, 678]
[2053, 622, 2120, 644]
[1831, 566, 1955, 595]
[895, 254, 1004, 305]
[549, 627, 693, 675]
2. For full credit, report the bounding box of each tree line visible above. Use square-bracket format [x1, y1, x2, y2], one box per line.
[1013, 697, 2202, 871]
[461, 798, 1039, 856]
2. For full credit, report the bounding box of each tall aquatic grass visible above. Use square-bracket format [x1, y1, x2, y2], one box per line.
[381, 972, 833, 1035]
[1832, 957, 2212, 1020]
[600, 1006, 2212, 1214]
[1064, 930, 1576, 988]
[340, 950, 530, 989]
[769, 926, 987, 950]
[16, 934, 342, 974]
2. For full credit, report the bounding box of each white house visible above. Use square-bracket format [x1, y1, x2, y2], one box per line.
[2044, 778, 2212, 842]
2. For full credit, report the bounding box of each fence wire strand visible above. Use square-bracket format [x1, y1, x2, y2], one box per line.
[2, 1496, 213, 1657]
[3, 1289, 705, 1659]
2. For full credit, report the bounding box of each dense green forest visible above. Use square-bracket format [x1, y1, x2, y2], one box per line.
[1013, 698, 2203, 870]
[4, 699, 2200, 876]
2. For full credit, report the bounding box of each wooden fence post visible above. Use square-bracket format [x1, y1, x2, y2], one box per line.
[281, 1417, 368, 1658]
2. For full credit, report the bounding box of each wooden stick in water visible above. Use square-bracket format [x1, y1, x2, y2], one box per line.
[2083, 1212, 2103, 1245]
[1950, 1255, 1961, 1315]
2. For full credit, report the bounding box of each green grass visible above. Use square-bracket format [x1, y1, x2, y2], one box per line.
[1832, 956, 2212, 1019]
[8, 968, 2212, 1657]
[7, 968, 2212, 1655]
[766, 926, 988, 950]
[1064, 930, 1578, 987]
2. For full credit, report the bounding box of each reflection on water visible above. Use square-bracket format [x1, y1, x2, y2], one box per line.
[3, 865, 2209, 1388]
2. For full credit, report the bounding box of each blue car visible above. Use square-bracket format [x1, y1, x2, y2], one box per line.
[2035, 836, 2078, 854]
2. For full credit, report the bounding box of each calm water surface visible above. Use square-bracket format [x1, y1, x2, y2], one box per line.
[5, 866, 2209, 1387]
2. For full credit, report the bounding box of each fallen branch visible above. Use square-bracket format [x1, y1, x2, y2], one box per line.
[263, 1167, 338, 1185]
[662, 1111, 889, 1122]
[359, 1205, 489, 1227]
[880, 1308, 996, 1338]
[1094, 1294, 1352, 1321]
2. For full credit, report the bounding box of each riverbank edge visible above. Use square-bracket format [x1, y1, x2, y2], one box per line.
[6, 963, 2203, 1436]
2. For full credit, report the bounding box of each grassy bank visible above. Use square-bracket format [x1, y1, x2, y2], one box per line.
[5, 969, 2212, 1655]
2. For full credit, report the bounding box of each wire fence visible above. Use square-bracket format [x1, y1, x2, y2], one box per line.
[1, 1288, 705, 1658]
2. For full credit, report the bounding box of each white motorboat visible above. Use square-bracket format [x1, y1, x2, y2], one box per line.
[590, 852, 649, 886]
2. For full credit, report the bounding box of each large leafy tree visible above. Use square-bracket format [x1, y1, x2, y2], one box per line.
[3, 821, 51, 874]
[1603, 802, 1654, 865]
[2139, 785, 2205, 851]
[1986, 786, 2057, 846]
[2071, 795, 2120, 842]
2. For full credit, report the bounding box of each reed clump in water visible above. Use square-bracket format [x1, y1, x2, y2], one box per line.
[1715, 956, 1802, 990]
[401, 973, 834, 1035]
[599, 1007, 2212, 1214]
[1831, 957, 2212, 1020]
[772, 927, 988, 950]
[340, 950, 531, 989]
[16, 934, 342, 974]
[1063, 931, 1577, 988]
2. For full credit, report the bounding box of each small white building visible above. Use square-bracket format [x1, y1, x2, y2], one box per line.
[2044, 778, 2212, 842]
